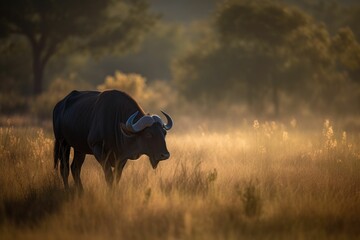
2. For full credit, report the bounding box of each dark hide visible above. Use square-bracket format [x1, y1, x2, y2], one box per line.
[53, 90, 170, 190]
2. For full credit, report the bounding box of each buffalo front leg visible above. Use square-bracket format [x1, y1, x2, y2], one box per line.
[102, 160, 114, 187]
[93, 144, 114, 187]
[71, 150, 86, 192]
[114, 160, 127, 186]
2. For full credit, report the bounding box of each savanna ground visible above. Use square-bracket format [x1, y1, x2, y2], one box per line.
[0, 117, 359, 239]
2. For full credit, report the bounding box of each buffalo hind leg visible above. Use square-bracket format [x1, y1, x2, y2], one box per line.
[71, 150, 86, 192]
[60, 144, 71, 190]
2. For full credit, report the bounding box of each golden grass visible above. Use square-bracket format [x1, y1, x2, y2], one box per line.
[0, 119, 359, 239]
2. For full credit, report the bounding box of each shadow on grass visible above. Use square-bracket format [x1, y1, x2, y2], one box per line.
[1, 179, 70, 227]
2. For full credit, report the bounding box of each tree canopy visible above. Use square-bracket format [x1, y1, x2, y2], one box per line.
[0, 0, 156, 95]
[173, 0, 360, 117]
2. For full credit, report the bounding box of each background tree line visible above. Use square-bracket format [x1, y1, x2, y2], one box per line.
[173, 0, 360, 117]
[0, 0, 359, 119]
[0, 0, 156, 97]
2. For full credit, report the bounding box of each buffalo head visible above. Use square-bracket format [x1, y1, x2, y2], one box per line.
[121, 111, 173, 169]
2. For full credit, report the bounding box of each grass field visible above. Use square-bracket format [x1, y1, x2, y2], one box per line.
[0, 118, 359, 239]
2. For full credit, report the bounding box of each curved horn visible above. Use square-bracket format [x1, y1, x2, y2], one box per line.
[161, 111, 173, 130]
[152, 115, 164, 125]
[126, 111, 154, 133]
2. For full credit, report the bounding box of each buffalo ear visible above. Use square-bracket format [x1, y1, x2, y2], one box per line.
[120, 123, 136, 138]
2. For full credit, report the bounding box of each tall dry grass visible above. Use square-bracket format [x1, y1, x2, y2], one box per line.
[0, 119, 359, 239]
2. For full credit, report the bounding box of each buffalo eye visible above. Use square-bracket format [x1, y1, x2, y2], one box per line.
[145, 132, 153, 138]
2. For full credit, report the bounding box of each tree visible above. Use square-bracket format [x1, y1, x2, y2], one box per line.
[174, 1, 312, 116]
[174, 0, 360, 117]
[215, 0, 312, 116]
[0, 0, 156, 96]
[332, 27, 360, 81]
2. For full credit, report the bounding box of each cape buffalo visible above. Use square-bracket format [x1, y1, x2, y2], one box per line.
[53, 90, 173, 190]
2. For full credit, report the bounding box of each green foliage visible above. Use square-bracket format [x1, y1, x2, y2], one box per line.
[216, 0, 309, 46]
[0, 37, 32, 93]
[0, 0, 157, 95]
[332, 27, 360, 72]
[0, 0, 156, 53]
[0, 38, 32, 114]
[173, 0, 360, 117]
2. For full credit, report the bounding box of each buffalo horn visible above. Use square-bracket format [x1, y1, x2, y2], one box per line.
[161, 111, 173, 130]
[126, 111, 154, 133]
[151, 115, 164, 126]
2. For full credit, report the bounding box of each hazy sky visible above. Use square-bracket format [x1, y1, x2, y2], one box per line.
[150, 0, 218, 23]
[149, 0, 358, 23]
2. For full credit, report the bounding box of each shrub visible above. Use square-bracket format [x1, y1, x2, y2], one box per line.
[236, 180, 262, 218]
[97, 71, 178, 112]
[160, 162, 217, 197]
[31, 78, 91, 119]
[0, 91, 28, 114]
